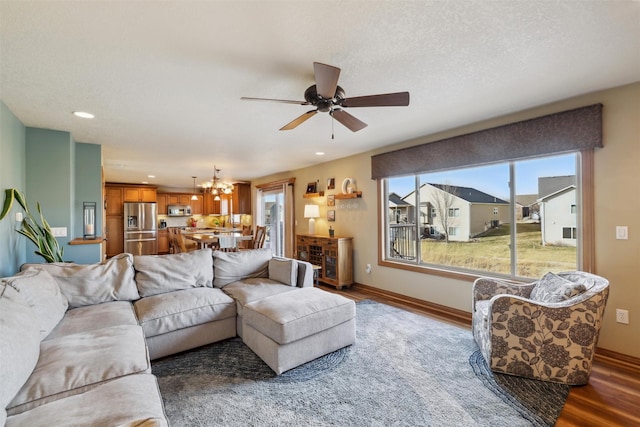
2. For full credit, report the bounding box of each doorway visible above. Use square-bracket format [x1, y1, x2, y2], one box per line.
[261, 189, 284, 257]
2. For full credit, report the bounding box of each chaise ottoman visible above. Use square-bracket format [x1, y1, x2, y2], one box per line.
[242, 287, 356, 374]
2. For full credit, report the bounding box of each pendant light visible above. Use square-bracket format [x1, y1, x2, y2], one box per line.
[191, 176, 198, 200]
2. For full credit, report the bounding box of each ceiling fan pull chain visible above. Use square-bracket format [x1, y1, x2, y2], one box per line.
[332, 112, 335, 140]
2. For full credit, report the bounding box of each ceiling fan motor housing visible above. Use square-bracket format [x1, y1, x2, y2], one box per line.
[304, 84, 345, 112]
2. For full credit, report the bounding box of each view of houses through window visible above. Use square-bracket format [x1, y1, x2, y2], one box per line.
[384, 153, 579, 279]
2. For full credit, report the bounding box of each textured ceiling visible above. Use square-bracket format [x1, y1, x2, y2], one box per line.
[1, 1, 639, 189]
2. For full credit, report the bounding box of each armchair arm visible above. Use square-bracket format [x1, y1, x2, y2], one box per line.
[472, 277, 536, 310]
[294, 260, 314, 288]
[485, 289, 608, 384]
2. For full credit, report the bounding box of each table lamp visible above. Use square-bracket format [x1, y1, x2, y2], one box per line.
[304, 204, 320, 235]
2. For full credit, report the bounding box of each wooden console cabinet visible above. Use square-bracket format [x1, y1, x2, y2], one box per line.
[296, 234, 353, 289]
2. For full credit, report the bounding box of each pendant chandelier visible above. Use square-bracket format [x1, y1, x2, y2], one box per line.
[209, 166, 233, 201]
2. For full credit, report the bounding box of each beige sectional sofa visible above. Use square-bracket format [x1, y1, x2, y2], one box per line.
[0, 248, 356, 427]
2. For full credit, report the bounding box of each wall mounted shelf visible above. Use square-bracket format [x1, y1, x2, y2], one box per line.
[334, 191, 362, 199]
[303, 191, 325, 198]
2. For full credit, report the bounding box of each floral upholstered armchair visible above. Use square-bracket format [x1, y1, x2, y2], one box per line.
[472, 271, 609, 385]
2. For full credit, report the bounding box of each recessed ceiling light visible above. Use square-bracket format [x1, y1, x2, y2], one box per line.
[147, 175, 155, 178]
[141, 181, 149, 184]
[73, 111, 95, 119]
[315, 152, 325, 156]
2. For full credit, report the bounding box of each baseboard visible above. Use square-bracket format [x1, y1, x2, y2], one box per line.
[593, 348, 640, 374]
[351, 283, 639, 371]
[351, 282, 472, 326]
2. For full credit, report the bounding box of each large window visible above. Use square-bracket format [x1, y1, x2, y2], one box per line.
[383, 153, 579, 280]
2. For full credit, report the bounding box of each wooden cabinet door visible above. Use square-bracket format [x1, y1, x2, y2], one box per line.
[106, 215, 124, 257]
[167, 194, 180, 205]
[140, 188, 157, 202]
[157, 230, 169, 254]
[191, 195, 204, 215]
[233, 183, 251, 214]
[178, 194, 192, 205]
[157, 194, 167, 216]
[105, 186, 123, 216]
[123, 187, 142, 202]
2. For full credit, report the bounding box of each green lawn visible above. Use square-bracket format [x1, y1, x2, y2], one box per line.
[420, 223, 576, 278]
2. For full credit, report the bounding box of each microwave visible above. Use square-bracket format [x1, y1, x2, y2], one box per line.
[167, 205, 192, 216]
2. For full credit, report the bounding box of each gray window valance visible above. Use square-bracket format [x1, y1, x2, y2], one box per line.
[371, 104, 603, 180]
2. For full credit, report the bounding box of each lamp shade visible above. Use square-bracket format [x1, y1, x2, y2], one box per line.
[304, 204, 320, 218]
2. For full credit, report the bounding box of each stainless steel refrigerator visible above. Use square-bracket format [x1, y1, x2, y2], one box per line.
[124, 202, 158, 255]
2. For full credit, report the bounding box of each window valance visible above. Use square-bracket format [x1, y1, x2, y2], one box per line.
[371, 104, 602, 180]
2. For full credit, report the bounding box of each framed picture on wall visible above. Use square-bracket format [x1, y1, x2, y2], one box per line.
[327, 210, 335, 221]
[327, 194, 335, 206]
[306, 182, 317, 194]
[327, 177, 335, 190]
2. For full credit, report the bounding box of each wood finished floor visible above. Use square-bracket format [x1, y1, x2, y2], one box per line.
[322, 284, 640, 427]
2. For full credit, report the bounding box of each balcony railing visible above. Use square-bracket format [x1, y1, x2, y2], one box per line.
[389, 223, 416, 260]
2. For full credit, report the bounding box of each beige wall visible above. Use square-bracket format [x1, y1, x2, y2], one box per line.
[253, 82, 640, 358]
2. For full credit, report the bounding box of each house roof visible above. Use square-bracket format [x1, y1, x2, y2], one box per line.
[389, 192, 412, 208]
[538, 185, 576, 202]
[427, 183, 509, 205]
[538, 176, 577, 199]
[516, 194, 539, 207]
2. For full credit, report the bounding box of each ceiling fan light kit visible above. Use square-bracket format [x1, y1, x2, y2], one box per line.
[242, 62, 409, 134]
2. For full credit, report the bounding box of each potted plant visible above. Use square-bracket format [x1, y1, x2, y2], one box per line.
[0, 188, 64, 263]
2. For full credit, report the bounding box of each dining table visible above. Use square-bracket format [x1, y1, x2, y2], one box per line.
[183, 230, 253, 250]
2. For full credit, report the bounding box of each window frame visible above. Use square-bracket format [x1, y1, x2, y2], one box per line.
[378, 149, 594, 282]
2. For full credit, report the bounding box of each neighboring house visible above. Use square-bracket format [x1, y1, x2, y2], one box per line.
[388, 192, 413, 224]
[515, 194, 539, 220]
[538, 185, 577, 247]
[403, 183, 510, 242]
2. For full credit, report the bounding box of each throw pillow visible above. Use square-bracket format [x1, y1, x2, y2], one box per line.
[2, 268, 68, 339]
[268, 258, 298, 286]
[21, 253, 140, 308]
[133, 248, 214, 297]
[530, 272, 587, 303]
[213, 248, 272, 288]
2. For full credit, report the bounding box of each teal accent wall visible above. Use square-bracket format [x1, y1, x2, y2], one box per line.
[25, 128, 103, 264]
[0, 101, 27, 276]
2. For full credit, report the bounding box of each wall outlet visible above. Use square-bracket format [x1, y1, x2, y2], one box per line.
[616, 309, 629, 324]
[51, 227, 67, 237]
[616, 226, 628, 240]
[365, 264, 372, 274]
[15, 212, 23, 222]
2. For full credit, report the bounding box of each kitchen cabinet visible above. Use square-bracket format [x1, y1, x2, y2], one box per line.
[232, 183, 251, 214]
[203, 193, 230, 215]
[123, 186, 157, 202]
[296, 234, 353, 289]
[158, 229, 169, 254]
[105, 186, 124, 216]
[157, 194, 167, 216]
[105, 215, 124, 257]
[190, 195, 204, 215]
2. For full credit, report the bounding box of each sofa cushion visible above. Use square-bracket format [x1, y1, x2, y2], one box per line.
[222, 278, 300, 317]
[45, 301, 138, 341]
[530, 272, 587, 303]
[243, 287, 356, 345]
[269, 258, 298, 286]
[213, 248, 272, 288]
[2, 268, 68, 339]
[7, 325, 150, 415]
[5, 374, 168, 427]
[0, 284, 41, 415]
[133, 248, 214, 297]
[21, 253, 139, 308]
[134, 287, 236, 338]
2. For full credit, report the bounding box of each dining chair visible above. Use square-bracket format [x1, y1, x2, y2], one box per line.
[252, 225, 266, 249]
[168, 227, 197, 253]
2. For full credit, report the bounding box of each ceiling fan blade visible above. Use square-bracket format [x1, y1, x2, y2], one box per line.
[314, 62, 341, 99]
[241, 96, 309, 105]
[280, 110, 318, 131]
[331, 109, 368, 132]
[342, 91, 410, 108]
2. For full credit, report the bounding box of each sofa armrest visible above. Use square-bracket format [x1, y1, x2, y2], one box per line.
[294, 260, 314, 288]
[472, 277, 536, 310]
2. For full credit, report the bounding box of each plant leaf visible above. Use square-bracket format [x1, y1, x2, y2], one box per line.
[0, 189, 16, 220]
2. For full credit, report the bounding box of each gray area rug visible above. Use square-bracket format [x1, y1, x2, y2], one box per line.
[152, 300, 568, 426]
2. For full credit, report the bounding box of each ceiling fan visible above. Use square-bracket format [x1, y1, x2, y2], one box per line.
[241, 62, 410, 134]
